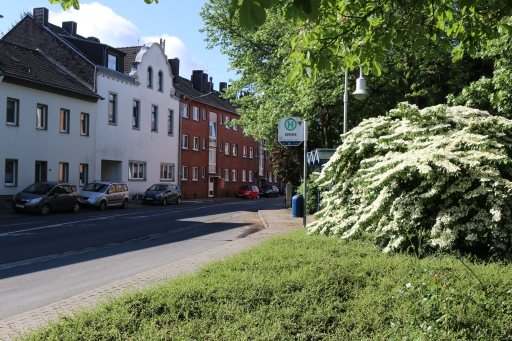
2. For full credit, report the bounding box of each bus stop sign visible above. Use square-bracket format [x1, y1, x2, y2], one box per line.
[278, 117, 304, 146]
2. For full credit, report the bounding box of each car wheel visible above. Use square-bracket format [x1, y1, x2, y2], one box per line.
[256, 194, 259, 199]
[176, 197, 181, 205]
[121, 199, 129, 209]
[40, 204, 50, 216]
[98, 200, 107, 211]
[162, 198, 167, 206]
[71, 202, 80, 213]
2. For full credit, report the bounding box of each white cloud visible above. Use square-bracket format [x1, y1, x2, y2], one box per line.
[48, 2, 204, 80]
[141, 34, 205, 79]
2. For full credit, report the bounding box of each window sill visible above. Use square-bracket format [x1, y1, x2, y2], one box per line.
[133, 127, 140, 130]
[108, 122, 117, 126]
[4, 183, 17, 187]
[128, 178, 146, 181]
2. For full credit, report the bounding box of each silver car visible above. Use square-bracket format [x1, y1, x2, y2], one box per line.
[80, 181, 130, 211]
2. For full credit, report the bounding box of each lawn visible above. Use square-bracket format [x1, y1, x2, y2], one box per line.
[17, 228, 512, 340]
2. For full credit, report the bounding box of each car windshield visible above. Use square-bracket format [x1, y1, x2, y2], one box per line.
[148, 184, 167, 191]
[82, 183, 109, 192]
[238, 186, 251, 190]
[22, 183, 54, 195]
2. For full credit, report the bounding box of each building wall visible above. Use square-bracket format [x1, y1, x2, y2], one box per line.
[95, 43, 180, 197]
[0, 81, 98, 208]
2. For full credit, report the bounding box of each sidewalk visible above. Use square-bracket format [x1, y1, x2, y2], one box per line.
[0, 207, 313, 341]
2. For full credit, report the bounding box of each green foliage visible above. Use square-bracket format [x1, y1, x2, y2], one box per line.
[267, 143, 302, 185]
[18, 229, 512, 340]
[309, 103, 512, 258]
[297, 171, 321, 214]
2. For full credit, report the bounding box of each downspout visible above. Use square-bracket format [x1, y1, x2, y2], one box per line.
[178, 95, 184, 189]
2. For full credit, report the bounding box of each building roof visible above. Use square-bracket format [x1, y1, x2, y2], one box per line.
[174, 75, 237, 115]
[117, 46, 142, 74]
[0, 40, 101, 100]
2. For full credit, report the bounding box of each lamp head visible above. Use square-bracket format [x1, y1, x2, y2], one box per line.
[352, 66, 369, 100]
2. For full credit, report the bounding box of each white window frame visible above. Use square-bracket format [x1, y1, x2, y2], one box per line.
[243, 146, 247, 157]
[249, 147, 254, 158]
[269, 172, 273, 182]
[182, 134, 189, 149]
[181, 166, 188, 180]
[193, 107, 200, 121]
[168, 109, 174, 135]
[225, 143, 230, 155]
[60, 109, 70, 133]
[157, 70, 163, 92]
[219, 114, 223, 125]
[225, 116, 230, 129]
[59, 162, 69, 182]
[80, 113, 89, 136]
[202, 167, 206, 178]
[242, 170, 247, 182]
[232, 169, 237, 182]
[233, 124, 238, 131]
[192, 167, 199, 181]
[233, 144, 238, 156]
[193, 136, 200, 151]
[36, 104, 48, 130]
[79, 163, 88, 186]
[224, 169, 229, 181]
[108, 93, 117, 124]
[133, 100, 140, 129]
[129, 162, 146, 180]
[151, 105, 158, 132]
[249, 171, 253, 182]
[219, 142, 223, 152]
[160, 163, 175, 181]
[202, 138, 206, 150]
[5, 159, 18, 186]
[202, 109, 207, 120]
[147, 67, 153, 88]
[6, 98, 19, 126]
[182, 104, 189, 118]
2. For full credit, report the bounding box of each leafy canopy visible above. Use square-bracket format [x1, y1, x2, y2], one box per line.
[310, 103, 512, 258]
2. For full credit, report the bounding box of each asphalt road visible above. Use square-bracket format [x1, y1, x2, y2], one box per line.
[0, 197, 282, 320]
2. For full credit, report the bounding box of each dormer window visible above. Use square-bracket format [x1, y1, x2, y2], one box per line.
[158, 71, 163, 92]
[107, 54, 117, 70]
[147, 67, 153, 88]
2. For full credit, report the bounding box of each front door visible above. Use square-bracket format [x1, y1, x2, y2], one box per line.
[35, 161, 47, 182]
[208, 177, 215, 197]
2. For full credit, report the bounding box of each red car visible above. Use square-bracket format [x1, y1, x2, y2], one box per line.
[234, 185, 260, 199]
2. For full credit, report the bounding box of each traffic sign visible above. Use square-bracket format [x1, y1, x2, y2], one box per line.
[278, 117, 304, 146]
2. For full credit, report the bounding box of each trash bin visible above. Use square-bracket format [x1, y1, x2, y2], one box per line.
[292, 194, 304, 217]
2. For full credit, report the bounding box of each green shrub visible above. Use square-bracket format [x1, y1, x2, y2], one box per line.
[297, 172, 321, 215]
[308, 103, 512, 258]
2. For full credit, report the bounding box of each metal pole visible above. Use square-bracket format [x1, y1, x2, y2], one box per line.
[303, 120, 307, 227]
[343, 70, 348, 135]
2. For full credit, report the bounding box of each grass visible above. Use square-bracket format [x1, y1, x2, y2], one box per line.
[16, 229, 512, 341]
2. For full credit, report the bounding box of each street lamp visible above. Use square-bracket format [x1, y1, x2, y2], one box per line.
[343, 66, 369, 134]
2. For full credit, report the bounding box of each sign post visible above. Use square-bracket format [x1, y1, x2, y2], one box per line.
[278, 117, 307, 227]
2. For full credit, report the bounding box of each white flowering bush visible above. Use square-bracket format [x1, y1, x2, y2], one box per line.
[308, 103, 512, 257]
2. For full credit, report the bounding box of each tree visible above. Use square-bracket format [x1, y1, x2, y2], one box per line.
[309, 103, 512, 258]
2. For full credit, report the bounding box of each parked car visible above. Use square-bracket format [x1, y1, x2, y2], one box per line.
[259, 185, 279, 198]
[12, 181, 81, 216]
[80, 181, 130, 211]
[141, 183, 181, 205]
[234, 185, 260, 199]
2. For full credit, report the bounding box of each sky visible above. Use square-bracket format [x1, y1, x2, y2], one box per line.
[0, 0, 237, 89]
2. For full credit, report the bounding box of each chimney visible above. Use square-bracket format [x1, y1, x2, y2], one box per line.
[159, 38, 165, 51]
[192, 70, 204, 93]
[202, 73, 209, 93]
[62, 21, 77, 36]
[33, 7, 49, 27]
[88, 36, 100, 43]
[169, 58, 179, 79]
[209, 76, 214, 92]
[219, 82, 227, 92]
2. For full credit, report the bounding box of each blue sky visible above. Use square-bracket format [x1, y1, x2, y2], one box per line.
[0, 0, 237, 89]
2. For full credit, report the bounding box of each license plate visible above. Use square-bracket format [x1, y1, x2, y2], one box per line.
[146, 198, 153, 201]
[238, 194, 243, 197]
[15, 204, 24, 208]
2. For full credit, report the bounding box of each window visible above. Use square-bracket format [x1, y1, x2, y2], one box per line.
[147, 67, 153, 88]
[255, 148, 259, 157]
[36, 104, 48, 130]
[242, 170, 247, 182]
[269, 172, 273, 182]
[7, 98, 19, 126]
[133, 100, 140, 128]
[5, 159, 17, 186]
[79, 164, 88, 186]
[151, 105, 158, 132]
[108, 53, 117, 70]
[182, 104, 189, 118]
[108, 93, 117, 124]
[160, 164, 175, 181]
[233, 124, 238, 131]
[158, 71, 163, 91]
[181, 166, 188, 180]
[274, 173, 278, 182]
[225, 116, 230, 129]
[249, 170, 253, 182]
[232, 169, 237, 182]
[202, 138, 206, 150]
[59, 162, 69, 182]
[202, 167, 206, 178]
[225, 143, 230, 155]
[243, 146, 248, 157]
[202, 109, 207, 120]
[233, 144, 238, 156]
[80, 113, 89, 136]
[219, 114, 223, 125]
[193, 137, 199, 150]
[219, 142, 223, 152]
[60, 109, 70, 133]
[167, 110, 174, 135]
[129, 162, 146, 180]
[193, 107, 200, 121]
[224, 169, 229, 181]
[249, 147, 254, 158]
[181, 134, 189, 149]
[192, 167, 199, 181]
